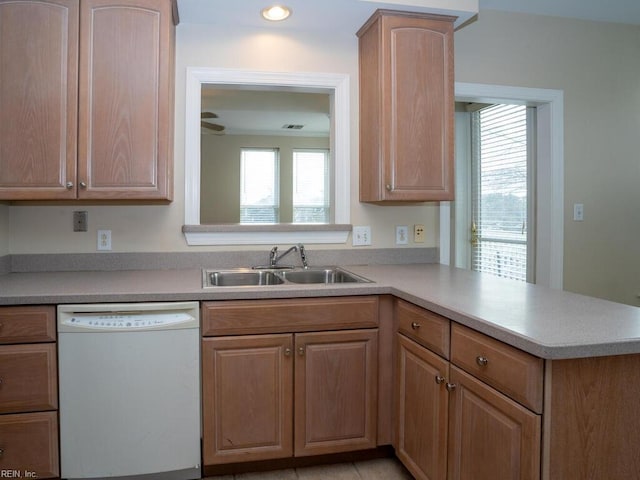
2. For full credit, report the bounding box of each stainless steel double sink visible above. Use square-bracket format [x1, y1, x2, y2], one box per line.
[202, 267, 372, 287]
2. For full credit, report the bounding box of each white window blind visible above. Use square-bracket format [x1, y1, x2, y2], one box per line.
[471, 104, 528, 281]
[240, 148, 279, 223]
[292, 149, 330, 223]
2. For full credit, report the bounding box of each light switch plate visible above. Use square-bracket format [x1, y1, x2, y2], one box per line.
[352, 226, 371, 246]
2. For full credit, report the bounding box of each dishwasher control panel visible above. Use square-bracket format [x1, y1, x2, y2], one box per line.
[62, 312, 194, 330]
[58, 302, 200, 332]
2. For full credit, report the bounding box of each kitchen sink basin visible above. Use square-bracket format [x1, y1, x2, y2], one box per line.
[278, 268, 370, 284]
[202, 267, 371, 287]
[204, 269, 284, 287]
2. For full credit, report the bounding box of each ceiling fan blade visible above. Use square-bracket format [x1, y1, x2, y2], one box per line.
[201, 121, 225, 132]
[201, 112, 218, 119]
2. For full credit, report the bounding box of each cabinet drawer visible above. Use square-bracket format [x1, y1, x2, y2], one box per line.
[396, 299, 449, 359]
[0, 343, 58, 414]
[0, 411, 59, 478]
[202, 296, 379, 336]
[0, 306, 56, 344]
[451, 323, 543, 413]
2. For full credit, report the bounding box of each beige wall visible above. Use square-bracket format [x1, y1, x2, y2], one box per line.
[4, 10, 639, 306]
[455, 10, 640, 306]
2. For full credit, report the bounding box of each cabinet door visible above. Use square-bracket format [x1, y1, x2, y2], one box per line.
[294, 329, 378, 456]
[0, 0, 78, 200]
[447, 366, 541, 480]
[202, 334, 293, 464]
[358, 12, 454, 202]
[78, 0, 173, 200]
[396, 334, 449, 480]
[0, 411, 59, 478]
[0, 343, 58, 414]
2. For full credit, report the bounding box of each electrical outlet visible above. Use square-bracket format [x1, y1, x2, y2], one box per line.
[395, 226, 408, 245]
[414, 224, 425, 243]
[73, 211, 88, 232]
[97, 230, 112, 251]
[352, 226, 372, 246]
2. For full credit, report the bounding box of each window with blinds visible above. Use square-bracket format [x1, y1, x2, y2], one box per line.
[240, 148, 279, 223]
[292, 149, 330, 223]
[471, 104, 530, 282]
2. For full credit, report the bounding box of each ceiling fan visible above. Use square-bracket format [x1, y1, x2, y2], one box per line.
[201, 112, 225, 133]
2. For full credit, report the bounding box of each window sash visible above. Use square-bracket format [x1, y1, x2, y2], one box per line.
[240, 148, 280, 224]
[292, 149, 330, 223]
[471, 104, 530, 282]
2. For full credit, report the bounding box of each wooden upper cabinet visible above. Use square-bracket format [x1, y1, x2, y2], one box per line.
[78, 0, 174, 200]
[0, 0, 78, 199]
[358, 10, 455, 203]
[0, 0, 175, 201]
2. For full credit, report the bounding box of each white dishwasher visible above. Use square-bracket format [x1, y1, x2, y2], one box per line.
[57, 302, 201, 480]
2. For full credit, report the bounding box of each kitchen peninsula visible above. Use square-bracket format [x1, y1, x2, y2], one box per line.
[1, 259, 639, 479]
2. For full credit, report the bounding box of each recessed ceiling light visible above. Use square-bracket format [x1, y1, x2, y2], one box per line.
[261, 5, 291, 21]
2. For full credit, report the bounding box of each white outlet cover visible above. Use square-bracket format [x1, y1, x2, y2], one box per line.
[97, 230, 112, 251]
[396, 226, 408, 245]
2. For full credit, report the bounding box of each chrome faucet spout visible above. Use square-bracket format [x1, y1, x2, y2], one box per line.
[270, 245, 298, 268]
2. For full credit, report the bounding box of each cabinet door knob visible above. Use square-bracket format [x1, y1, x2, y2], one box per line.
[65, 181, 74, 189]
[284, 348, 292, 357]
[445, 382, 457, 392]
[80, 181, 87, 189]
[385, 184, 392, 191]
[435, 375, 446, 385]
[476, 355, 489, 367]
[298, 347, 305, 356]
[411, 322, 421, 330]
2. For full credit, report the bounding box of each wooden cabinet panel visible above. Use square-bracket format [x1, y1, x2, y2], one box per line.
[544, 355, 640, 479]
[78, 0, 173, 200]
[447, 366, 541, 480]
[358, 10, 454, 202]
[0, 306, 56, 344]
[0, 411, 59, 478]
[396, 333, 449, 480]
[0, 343, 58, 414]
[451, 323, 543, 413]
[0, 0, 174, 201]
[202, 296, 379, 336]
[202, 334, 293, 464]
[294, 329, 378, 456]
[0, 0, 78, 199]
[396, 299, 450, 359]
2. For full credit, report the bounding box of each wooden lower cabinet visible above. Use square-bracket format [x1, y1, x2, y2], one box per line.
[294, 329, 378, 456]
[202, 334, 293, 464]
[0, 305, 58, 478]
[202, 328, 378, 466]
[447, 366, 541, 480]
[396, 333, 449, 480]
[0, 411, 59, 478]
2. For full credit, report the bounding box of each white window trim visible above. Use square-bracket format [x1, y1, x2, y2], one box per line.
[442, 82, 564, 290]
[183, 68, 350, 246]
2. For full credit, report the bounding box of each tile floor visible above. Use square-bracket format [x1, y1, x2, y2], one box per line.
[204, 457, 414, 480]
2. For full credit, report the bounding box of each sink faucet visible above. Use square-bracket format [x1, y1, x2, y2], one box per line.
[269, 245, 298, 268]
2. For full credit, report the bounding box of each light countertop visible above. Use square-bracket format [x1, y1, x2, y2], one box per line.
[1, 263, 639, 360]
